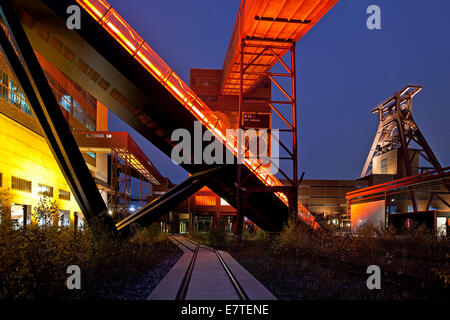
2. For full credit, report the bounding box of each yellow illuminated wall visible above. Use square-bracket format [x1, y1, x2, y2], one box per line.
[0, 112, 81, 224]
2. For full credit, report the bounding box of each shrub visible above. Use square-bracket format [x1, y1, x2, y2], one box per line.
[188, 229, 208, 244]
[272, 220, 311, 255]
[0, 218, 178, 300]
[208, 226, 228, 249]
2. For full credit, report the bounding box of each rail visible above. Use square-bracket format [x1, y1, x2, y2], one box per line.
[172, 236, 249, 300]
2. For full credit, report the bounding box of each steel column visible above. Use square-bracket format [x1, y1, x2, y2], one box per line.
[235, 40, 245, 239]
[394, 94, 418, 212]
[290, 43, 298, 220]
[235, 39, 301, 235]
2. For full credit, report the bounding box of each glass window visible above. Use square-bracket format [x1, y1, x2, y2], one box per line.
[11, 204, 31, 229]
[60, 95, 72, 112]
[11, 176, 32, 193]
[38, 184, 54, 197]
[8, 78, 32, 117]
[59, 189, 71, 201]
[59, 210, 70, 228]
[75, 212, 85, 231]
[195, 196, 216, 206]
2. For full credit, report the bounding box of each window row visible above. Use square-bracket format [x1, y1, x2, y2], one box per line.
[0, 204, 85, 231]
[4, 175, 71, 200]
[0, 69, 33, 117]
[0, 67, 96, 131]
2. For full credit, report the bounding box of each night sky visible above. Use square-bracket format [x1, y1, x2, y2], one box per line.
[107, 0, 450, 184]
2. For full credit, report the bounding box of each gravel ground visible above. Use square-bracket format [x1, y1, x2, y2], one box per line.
[97, 250, 183, 300]
[231, 253, 373, 300]
[230, 247, 448, 300]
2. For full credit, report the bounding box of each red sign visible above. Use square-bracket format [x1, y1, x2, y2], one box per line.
[405, 218, 413, 229]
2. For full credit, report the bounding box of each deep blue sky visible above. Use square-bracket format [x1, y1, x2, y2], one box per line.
[107, 0, 450, 184]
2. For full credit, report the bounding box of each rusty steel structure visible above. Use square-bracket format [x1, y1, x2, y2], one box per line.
[110, 148, 131, 216]
[0, 0, 337, 234]
[361, 85, 443, 177]
[73, 131, 164, 217]
[236, 40, 301, 235]
[230, 0, 338, 234]
[360, 85, 446, 212]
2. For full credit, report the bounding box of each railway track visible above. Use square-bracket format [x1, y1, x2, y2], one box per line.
[170, 235, 249, 300]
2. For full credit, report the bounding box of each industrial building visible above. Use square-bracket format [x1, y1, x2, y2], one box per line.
[0, 50, 95, 228]
[298, 179, 368, 228]
[0, 0, 447, 237]
[0, 44, 163, 229]
[346, 86, 450, 235]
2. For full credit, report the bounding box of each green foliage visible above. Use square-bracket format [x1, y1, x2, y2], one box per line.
[272, 220, 311, 255]
[208, 226, 228, 249]
[242, 227, 266, 241]
[187, 229, 208, 244]
[130, 222, 168, 245]
[0, 218, 178, 300]
[230, 217, 450, 299]
[32, 196, 59, 227]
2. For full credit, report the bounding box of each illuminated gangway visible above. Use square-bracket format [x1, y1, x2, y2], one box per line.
[73, 0, 325, 227]
[11, 0, 334, 230]
[221, 0, 338, 95]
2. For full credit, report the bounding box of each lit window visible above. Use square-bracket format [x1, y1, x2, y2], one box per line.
[195, 196, 216, 206]
[38, 183, 54, 197]
[11, 176, 32, 193]
[60, 95, 72, 112]
[59, 189, 71, 201]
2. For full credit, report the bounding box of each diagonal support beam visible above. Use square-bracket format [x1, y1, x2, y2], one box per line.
[116, 166, 224, 235]
[0, 0, 116, 232]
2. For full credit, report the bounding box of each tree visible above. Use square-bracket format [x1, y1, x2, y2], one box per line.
[32, 196, 59, 227]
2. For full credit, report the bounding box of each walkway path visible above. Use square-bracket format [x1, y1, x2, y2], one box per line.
[148, 236, 276, 300]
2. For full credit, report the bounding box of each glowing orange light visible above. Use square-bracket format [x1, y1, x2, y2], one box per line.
[75, 0, 318, 227]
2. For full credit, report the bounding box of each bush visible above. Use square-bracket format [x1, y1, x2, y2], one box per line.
[208, 226, 228, 249]
[187, 229, 208, 244]
[0, 218, 178, 300]
[230, 216, 450, 299]
[272, 220, 311, 255]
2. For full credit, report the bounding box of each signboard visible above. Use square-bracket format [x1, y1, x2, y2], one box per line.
[242, 112, 270, 129]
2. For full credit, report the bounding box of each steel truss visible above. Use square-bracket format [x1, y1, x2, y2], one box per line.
[361, 85, 447, 212]
[236, 39, 299, 237]
[109, 148, 132, 219]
